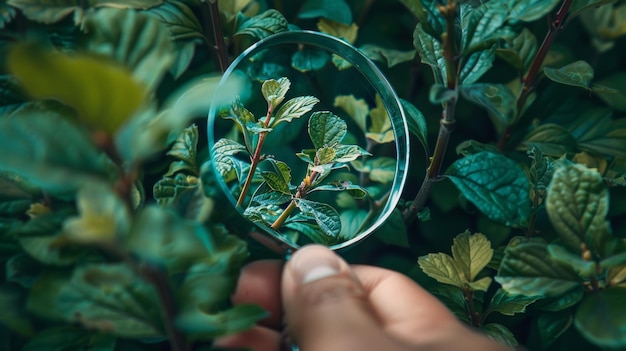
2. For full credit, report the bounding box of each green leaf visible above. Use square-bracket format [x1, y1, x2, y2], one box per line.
[315, 147, 337, 165]
[497, 28, 537, 73]
[537, 286, 584, 311]
[459, 46, 496, 85]
[430, 285, 469, 323]
[6, 253, 42, 288]
[295, 199, 341, 238]
[291, 46, 331, 73]
[334, 94, 369, 133]
[298, 0, 352, 25]
[460, 84, 517, 135]
[143, 0, 204, 78]
[0, 284, 34, 336]
[223, 99, 256, 153]
[506, 0, 561, 22]
[7, 0, 162, 24]
[62, 182, 130, 245]
[21, 326, 116, 351]
[366, 95, 394, 144]
[413, 23, 446, 84]
[461, 2, 514, 54]
[0, 111, 113, 195]
[400, 98, 428, 153]
[164, 124, 199, 177]
[451, 231, 493, 281]
[234, 9, 289, 40]
[486, 288, 538, 317]
[7, 43, 147, 134]
[308, 111, 347, 149]
[544, 61, 595, 89]
[351, 157, 396, 184]
[467, 276, 492, 292]
[429, 83, 457, 104]
[262, 77, 291, 109]
[546, 161, 609, 253]
[259, 159, 292, 195]
[496, 240, 581, 297]
[538, 310, 573, 348]
[445, 151, 531, 227]
[338, 209, 368, 240]
[333, 145, 370, 163]
[83, 7, 174, 91]
[567, 108, 626, 158]
[217, 0, 253, 22]
[359, 44, 416, 68]
[481, 323, 518, 347]
[570, 0, 619, 22]
[0, 1, 15, 28]
[175, 303, 268, 339]
[527, 146, 555, 194]
[212, 138, 247, 181]
[574, 288, 626, 348]
[418, 252, 465, 288]
[309, 182, 367, 199]
[273, 96, 319, 127]
[317, 17, 358, 44]
[547, 244, 597, 277]
[519, 124, 577, 156]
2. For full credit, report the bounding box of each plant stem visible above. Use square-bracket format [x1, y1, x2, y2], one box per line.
[205, 0, 230, 72]
[237, 106, 274, 207]
[497, 0, 573, 151]
[525, 191, 540, 238]
[464, 288, 481, 327]
[403, 2, 458, 223]
[271, 200, 298, 230]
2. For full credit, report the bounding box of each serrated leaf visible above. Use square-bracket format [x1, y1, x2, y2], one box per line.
[176, 303, 268, 339]
[262, 77, 290, 109]
[234, 9, 288, 40]
[334, 95, 369, 133]
[546, 161, 609, 253]
[544, 61, 595, 89]
[359, 44, 416, 68]
[20, 326, 115, 351]
[486, 288, 538, 317]
[467, 276, 492, 291]
[519, 124, 577, 156]
[575, 288, 626, 348]
[308, 111, 347, 149]
[298, 0, 352, 25]
[291, 46, 330, 73]
[461, 83, 517, 135]
[296, 199, 341, 238]
[527, 146, 555, 193]
[451, 231, 493, 281]
[480, 323, 518, 348]
[7, 43, 147, 134]
[538, 310, 573, 348]
[0, 111, 113, 195]
[212, 138, 247, 181]
[418, 253, 465, 288]
[446, 152, 531, 227]
[83, 7, 174, 90]
[62, 182, 130, 245]
[496, 240, 581, 297]
[459, 46, 496, 85]
[272, 96, 319, 128]
[251, 183, 292, 206]
[413, 23, 446, 84]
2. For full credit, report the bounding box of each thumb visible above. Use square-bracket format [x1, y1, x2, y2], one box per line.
[281, 245, 394, 351]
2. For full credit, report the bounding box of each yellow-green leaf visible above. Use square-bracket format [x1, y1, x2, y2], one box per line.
[418, 253, 465, 288]
[451, 232, 494, 281]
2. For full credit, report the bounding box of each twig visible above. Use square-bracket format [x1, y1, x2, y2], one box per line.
[205, 0, 230, 72]
[497, 0, 573, 151]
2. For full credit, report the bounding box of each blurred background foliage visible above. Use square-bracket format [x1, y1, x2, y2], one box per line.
[1, 0, 626, 350]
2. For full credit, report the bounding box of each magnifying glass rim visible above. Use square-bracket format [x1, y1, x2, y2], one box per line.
[208, 30, 409, 253]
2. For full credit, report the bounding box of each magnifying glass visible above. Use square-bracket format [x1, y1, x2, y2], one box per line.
[208, 30, 409, 256]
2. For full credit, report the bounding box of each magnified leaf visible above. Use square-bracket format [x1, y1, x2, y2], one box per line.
[575, 288, 626, 348]
[296, 199, 341, 238]
[351, 157, 396, 184]
[212, 138, 247, 181]
[262, 77, 290, 109]
[273, 96, 319, 127]
[366, 95, 394, 144]
[334, 95, 369, 133]
[451, 231, 493, 282]
[544, 61, 595, 89]
[308, 182, 367, 199]
[446, 151, 531, 227]
[292, 46, 330, 73]
[308, 111, 347, 149]
[259, 159, 292, 195]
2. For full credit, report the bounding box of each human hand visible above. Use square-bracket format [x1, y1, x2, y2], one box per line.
[216, 245, 512, 351]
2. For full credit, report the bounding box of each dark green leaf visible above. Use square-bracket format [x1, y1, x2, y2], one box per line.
[8, 43, 147, 134]
[496, 240, 581, 297]
[273, 96, 319, 127]
[595, 72, 626, 111]
[548, 244, 597, 277]
[537, 286, 584, 311]
[6, 253, 42, 288]
[546, 161, 609, 253]
[460, 83, 517, 134]
[0, 2, 15, 28]
[486, 288, 538, 317]
[262, 77, 290, 109]
[569, 0, 618, 21]
[445, 151, 531, 227]
[413, 23, 446, 84]
[164, 125, 199, 177]
[574, 288, 626, 348]
[259, 160, 292, 195]
[291, 46, 331, 73]
[451, 231, 493, 282]
[284, 219, 334, 245]
[83, 7, 174, 90]
[459, 46, 496, 85]
[359, 44, 416, 68]
[251, 183, 291, 206]
[480, 323, 518, 347]
[176, 303, 268, 339]
[400, 98, 428, 154]
[21, 326, 115, 351]
[339, 209, 369, 241]
[461, 2, 513, 54]
[418, 252, 465, 288]
[567, 108, 626, 158]
[402, 0, 445, 36]
[429, 83, 457, 104]
[538, 310, 573, 348]
[527, 146, 555, 194]
[309, 182, 367, 199]
[308, 111, 347, 149]
[234, 9, 289, 40]
[298, 0, 352, 24]
[497, 28, 538, 73]
[296, 199, 341, 238]
[506, 0, 561, 22]
[544, 61, 595, 89]
[430, 285, 469, 323]
[0, 284, 34, 336]
[519, 124, 577, 156]
[223, 99, 256, 153]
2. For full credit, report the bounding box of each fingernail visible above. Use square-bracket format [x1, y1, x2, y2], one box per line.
[290, 246, 342, 284]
